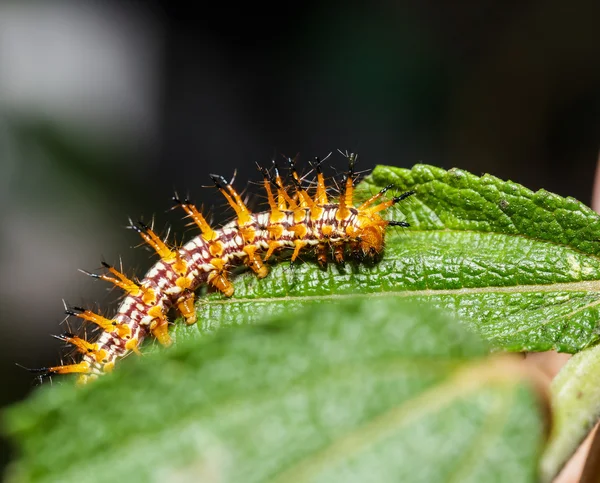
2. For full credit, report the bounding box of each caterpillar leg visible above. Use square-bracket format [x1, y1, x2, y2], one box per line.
[316, 243, 328, 268]
[177, 290, 197, 325]
[208, 271, 234, 297]
[125, 338, 142, 355]
[333, 243, 345, 264]
[207, 259, 234, 297]
[149, 317, 172, 347]
[244, 245, 268, 278]
[145, 303, 172, 346]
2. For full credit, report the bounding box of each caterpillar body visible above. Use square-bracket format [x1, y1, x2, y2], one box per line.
[32, 154, 414, 384]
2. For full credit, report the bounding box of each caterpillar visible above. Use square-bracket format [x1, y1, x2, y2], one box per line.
[29, 153, 415, 384]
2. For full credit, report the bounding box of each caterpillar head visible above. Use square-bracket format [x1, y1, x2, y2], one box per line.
[359, 228, 385, 258]
[353, 215, 387, 259]
[353, 212, 411, 260]
[351, 188, 414, 260]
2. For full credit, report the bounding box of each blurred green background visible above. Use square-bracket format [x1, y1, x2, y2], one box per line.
[0, 0, 598, 470]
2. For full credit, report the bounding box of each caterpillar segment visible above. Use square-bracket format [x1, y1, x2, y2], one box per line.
[32, 155, 415, 382]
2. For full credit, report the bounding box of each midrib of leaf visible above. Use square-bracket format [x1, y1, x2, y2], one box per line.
[196, 289, 600, 350]
[200, 282, 600, 303]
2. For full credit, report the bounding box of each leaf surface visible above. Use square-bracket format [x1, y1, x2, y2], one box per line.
[5, 299, 546, 483]
[174, 164, 600, 353]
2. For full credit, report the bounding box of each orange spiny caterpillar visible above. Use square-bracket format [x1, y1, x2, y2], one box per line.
[29, 152, 415, 384]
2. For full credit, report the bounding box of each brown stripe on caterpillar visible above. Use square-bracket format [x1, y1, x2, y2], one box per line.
[27, 153, 415, 385]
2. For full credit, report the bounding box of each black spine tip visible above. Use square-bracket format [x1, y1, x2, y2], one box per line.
[127, 218, 142, 233]
[137, 220, 149, 231]
[15, 363, 52, 375]
[256, 164, 266, 177]
[51, 332, 75, 343]
[66, 306, 85, 316]
[270, 159, 280, 177]
[209, 174, 228, 188]
[337, 150, 356, 176]
[309, 156, 323, 173]
[78, 268, 99, 279]
[101, 261, 111, 269]
[388, 221, 410, 228]
[256, 162, 270, 178]
[348, 156, 355, 176]
[392, 190, 416, 204]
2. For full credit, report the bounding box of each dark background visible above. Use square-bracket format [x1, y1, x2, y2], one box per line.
[0, 0, 599, 469]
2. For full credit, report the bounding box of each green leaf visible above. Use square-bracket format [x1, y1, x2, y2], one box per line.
[540, 344, 600, 481]
[5, 299, 546, 483]
[172, 164, 600, 353]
